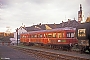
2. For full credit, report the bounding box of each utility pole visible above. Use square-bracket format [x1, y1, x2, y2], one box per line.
[16, 28, 18, 46]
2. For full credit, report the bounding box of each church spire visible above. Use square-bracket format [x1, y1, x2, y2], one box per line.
[80, 4, 82, 11]
[78, 4, 83, 23]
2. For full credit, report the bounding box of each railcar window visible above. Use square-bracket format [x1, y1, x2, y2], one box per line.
[24, 36, 26, 38]
[38, 34, 43, 38]
[57, 33, 62, 38]
[44, 34, 46, 38]
[31, 35, 33, 38]
[53, 33, 56, 38]
[67, 32, 74, 38]
[71, 33, 74, 38]
[57, 33, 60, 38]
[47, 33, 52, 38]
[24, 35, 25, 38]
[34, 35, 37, 38]
[57, 33, 64, 38]
[46, 33, 48, 38]
[67, 33, 70, 38]
[63, 33, 64, 37]
[40, 34, 43, 38]
[22, 35, 24, 38]
[78, 29, 86, 37]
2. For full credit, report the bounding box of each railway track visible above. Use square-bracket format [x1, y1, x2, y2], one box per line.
[10, 46, 90, 60]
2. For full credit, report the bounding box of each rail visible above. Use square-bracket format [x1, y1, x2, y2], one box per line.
[11, 46, 90, 60]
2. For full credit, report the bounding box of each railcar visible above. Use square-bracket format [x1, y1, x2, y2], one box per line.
[20, 27, 78, 50]
[76, 22, 90, 54]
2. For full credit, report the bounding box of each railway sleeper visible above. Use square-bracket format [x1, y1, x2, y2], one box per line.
[11, 46, 90, 60]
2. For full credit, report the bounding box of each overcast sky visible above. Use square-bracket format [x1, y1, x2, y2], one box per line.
[0, 0, 90, 32]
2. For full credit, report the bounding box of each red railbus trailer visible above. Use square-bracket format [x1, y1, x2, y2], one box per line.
[20, 27, 78, 50]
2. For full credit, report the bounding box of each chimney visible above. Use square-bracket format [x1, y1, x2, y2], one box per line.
[39, 23, 41, 26]
[68, 19, 71, 21]
[62, 21, 64, 27]
[24, 25, 25, 28]
[54, 23, 56, 28]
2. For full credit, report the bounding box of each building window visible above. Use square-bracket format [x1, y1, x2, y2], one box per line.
[78, 29, 86, 37]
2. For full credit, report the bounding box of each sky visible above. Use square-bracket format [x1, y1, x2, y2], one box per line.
[0, 0, 90, 32]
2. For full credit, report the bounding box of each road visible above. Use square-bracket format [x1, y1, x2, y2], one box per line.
[0, 45, 37, 60]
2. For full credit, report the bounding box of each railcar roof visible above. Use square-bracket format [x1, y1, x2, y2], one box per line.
[22, 27, 76, 34]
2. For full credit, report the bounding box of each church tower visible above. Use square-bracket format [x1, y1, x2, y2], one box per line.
[78, 4, 83, 23]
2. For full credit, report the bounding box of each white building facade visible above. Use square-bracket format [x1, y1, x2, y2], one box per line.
[10, 27, 27, 44]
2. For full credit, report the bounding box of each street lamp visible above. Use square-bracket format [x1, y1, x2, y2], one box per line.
[16, 28, 18, 46]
